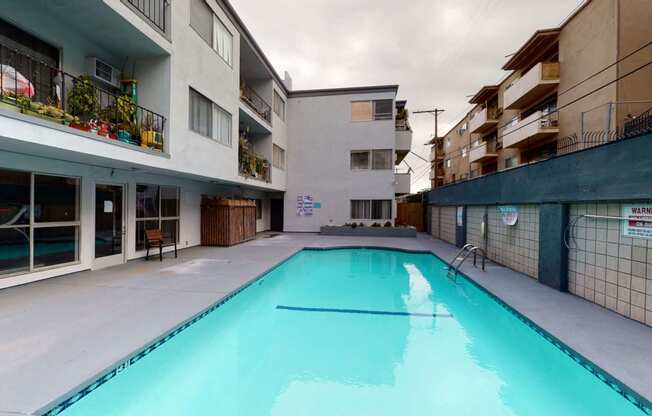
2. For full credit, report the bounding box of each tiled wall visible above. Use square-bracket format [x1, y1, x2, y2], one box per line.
[439, 206, 457, 245]
[568, 202, 652, 326]
[431, 206, 440, 239]
[466, 206, 485, 249]
[487, 205, 540, 279]
[463, 205, 539, 279]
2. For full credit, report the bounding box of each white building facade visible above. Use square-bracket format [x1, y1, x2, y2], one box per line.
[0, 0, 411, 289]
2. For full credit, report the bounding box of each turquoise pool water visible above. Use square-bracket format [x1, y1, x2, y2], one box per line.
[56, 249, 646, 415]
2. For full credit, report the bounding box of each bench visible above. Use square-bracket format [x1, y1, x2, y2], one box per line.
[145, 229, 177, 261]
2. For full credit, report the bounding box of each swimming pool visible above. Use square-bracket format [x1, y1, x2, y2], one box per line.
[46, 248, 650, 415]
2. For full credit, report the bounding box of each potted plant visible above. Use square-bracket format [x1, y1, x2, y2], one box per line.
[116, 95, 135, 144]
[67, 75, 98, 130]
[140, 113, 156, 149]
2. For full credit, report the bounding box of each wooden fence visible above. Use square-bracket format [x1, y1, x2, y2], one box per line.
[396, 202, 425, 232]
[201, 198, 256, 246]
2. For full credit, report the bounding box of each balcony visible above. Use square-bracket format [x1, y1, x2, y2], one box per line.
[0, 43, 166, 152]
[469, 107, 499, 134]
[469, 142, 498, 163]
[395, 172, 411, 195]
[238, 134, 271, 183]
[125, 0, 169, 34]
[395, 128, 412, 166]
[504, 62, 560, 110]
[503, 110, 559, 148]
[240, 83, 272, 125]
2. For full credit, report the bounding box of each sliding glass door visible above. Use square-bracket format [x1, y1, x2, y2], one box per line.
[94, 184, 126, 269]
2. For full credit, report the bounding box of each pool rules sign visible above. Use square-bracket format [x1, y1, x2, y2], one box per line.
[622, 204, 652, 239]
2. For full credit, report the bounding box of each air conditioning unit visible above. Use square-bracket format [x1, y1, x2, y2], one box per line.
[86, 57, 120, 88]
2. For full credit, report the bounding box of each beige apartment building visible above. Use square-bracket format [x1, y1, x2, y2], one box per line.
[430, 0, 652, 189]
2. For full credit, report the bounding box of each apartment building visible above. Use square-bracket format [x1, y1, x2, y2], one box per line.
[430, 0, 652, 189]
[0, 0, 409, 289]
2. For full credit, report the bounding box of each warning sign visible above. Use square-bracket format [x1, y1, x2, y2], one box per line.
[622, 204, 652, 239]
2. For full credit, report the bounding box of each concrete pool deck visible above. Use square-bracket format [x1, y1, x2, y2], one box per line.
[0, 233, 651, 415]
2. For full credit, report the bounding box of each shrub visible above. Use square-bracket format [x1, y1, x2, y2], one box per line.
[384, 221, 392, 227]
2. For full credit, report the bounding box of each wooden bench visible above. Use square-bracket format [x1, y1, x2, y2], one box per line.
[145, 229, 177, 261]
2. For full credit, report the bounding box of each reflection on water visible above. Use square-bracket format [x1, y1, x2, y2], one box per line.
[60, 249, 645, 416]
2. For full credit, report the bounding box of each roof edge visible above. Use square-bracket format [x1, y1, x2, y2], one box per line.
[289, 85, 399, 98]
[501, 28, 561, 70]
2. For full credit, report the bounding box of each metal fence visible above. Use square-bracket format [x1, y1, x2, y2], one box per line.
[126, 0, 168, 33]
[240, 84, 272, 124]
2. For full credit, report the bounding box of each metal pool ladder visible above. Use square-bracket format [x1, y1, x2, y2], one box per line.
[446, 244, 486, 282]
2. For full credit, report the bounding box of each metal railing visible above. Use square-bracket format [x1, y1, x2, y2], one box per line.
[238, 152, 271, 183]
[558, 105, 652, 155]
[240, 84, 272, 124]
[126, 0, 168, 33]
[396, 117, 410, 131]
[0, 43, 166, 152]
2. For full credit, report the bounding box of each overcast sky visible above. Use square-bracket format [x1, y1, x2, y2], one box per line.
[230, 0, 583, 192]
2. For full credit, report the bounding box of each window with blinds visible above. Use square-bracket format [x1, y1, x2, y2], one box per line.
[350, 151, 370, 169]
[351, 101, 372, 121]
[372, 149, 392, 170]
[373, 99, 393, 120]
[189, 88, 212, 138]
[351, 200, 392, 220]
[273, 144, 285, 170]
[190, 0, 232, 66]
[351, 200, 371, 219]
[351, 100, 393, 121]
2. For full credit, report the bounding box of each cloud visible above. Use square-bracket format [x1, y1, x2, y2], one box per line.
[230, 0, 583, 192]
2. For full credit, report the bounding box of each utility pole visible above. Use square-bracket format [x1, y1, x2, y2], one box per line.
[414, 109, 445, 189]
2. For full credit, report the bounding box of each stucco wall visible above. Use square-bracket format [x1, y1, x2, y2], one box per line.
[558, 0, 618, 137]
[284, 91, 396, 232]
[568, 202, 652, 326]
[431, 206, 441, 239]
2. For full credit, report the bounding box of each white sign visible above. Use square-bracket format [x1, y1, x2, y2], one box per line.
[104, 200, 113, 213]
[622, 204, 652, 239]
[296, 195, 313, 216]
[497, 206, 518, 226]
[456, 206, 464, 226]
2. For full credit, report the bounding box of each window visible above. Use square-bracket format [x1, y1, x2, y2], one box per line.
[458, 122, 468, 135]
[462, 147, 467, 158]
[373, 100, 393, 120]
[505, 156, 519, 169]
[189, 88, 212, 138]
[350, 200, 371, 219]
[351, 100, 393, 121]
[371, 200, 392, 220]
[273, 91, 285, 121]
[372, 149, 392, 170]
[190, 0, 233, 66]
[351, 101, 372, 121]
[190, 88, 232, 146]
[350, 151, 370, 169]
[446, 159, 451, 168]
[446, 137, 451, 148]
[213, 15, 233, 66]
[136, 184, 180, 250]
[190, 0, 213, 45]
[351, 200, 392, 220]
[273, 144, 285, 170]
[215, 106, 232, 146]
[0, 170, 80, 277]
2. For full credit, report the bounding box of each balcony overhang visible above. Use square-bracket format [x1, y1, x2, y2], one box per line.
[469, 86, 499, 104]
[469, 143, 498, 164]
[503, 111, 559, 149]
[395, 129, 412, 165]
[469, 108, 499, 135]
[502, 28, 560, 71]
[504, 62, 560, 110]
[395, 172, 411, 195]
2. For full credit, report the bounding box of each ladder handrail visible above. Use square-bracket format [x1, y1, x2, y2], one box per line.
[446, 244, 487, 282]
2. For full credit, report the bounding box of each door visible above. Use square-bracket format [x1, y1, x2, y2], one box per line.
[270, 199, 284, 232]
[94, 184, 125, 269]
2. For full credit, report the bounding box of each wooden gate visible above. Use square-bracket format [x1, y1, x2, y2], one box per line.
[201, 198, 257, 246]
[396, 202, 424, 232]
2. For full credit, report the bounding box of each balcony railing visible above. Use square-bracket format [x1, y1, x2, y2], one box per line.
[469, 141, 498, 163]
[126, 0, 169, 33]
[240, 83, 272, 124]
[504, 62, 560, 110]
[396, 117, 410, 131]
[502, 110, 559, 148]
[0, 43, 166, 152]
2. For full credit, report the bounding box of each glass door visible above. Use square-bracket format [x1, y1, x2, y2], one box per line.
[94, 184, 125, 269]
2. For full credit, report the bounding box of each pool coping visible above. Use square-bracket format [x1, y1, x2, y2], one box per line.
[36, 245, 652, 415]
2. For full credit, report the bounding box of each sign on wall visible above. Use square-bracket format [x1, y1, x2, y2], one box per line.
[296, 195, 313, 216]
[497, 206, 518, 226]
[622, 204, 652, 239]
[456, 206, 464, 227]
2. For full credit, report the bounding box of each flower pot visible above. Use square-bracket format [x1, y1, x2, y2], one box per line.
[69, 121, 90, 132]
[141, 130, 156, 148]
[117, 130, 131, 143]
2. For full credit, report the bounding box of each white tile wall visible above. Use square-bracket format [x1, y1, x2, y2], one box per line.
[568, 202, 652, 326]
